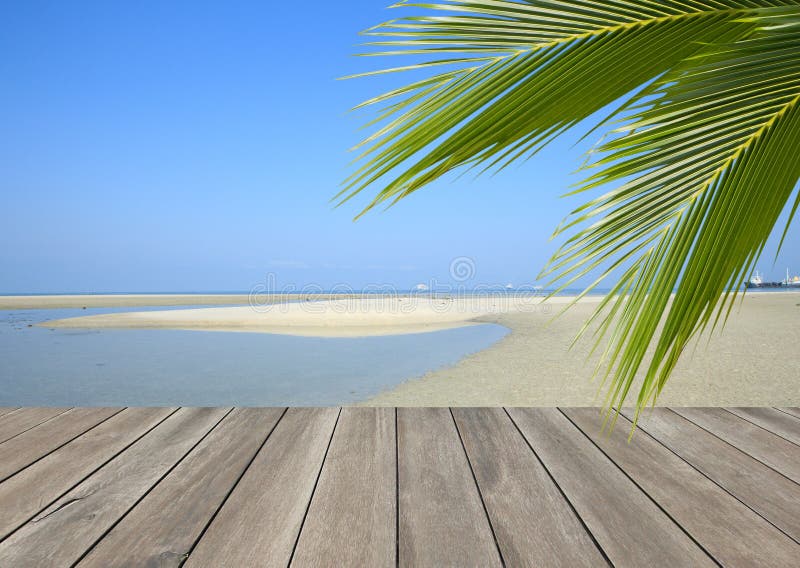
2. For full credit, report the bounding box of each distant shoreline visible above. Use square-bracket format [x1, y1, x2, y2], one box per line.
[0, 291, 566, 310]
[0, 293, 367, 310]
[3, 288, 798, 310]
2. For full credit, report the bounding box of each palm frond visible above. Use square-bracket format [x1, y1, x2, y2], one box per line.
[339, 1, 770, 212]
[342, 1, 800, 422]
[542, 9, 800, 426]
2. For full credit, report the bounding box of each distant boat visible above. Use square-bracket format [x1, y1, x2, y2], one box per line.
[505, 283, 514, 290]
[745, 269, 795, 288]
[784, 268, 800, 288]
[413, 283, 429, 292]
[747, 270, 765, 287]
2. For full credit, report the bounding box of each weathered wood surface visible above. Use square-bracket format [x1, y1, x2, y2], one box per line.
[726, 407, 800, 446]
[79, 407, 284, 568]
[291, 408, 396, 568]
[452, 407, 605, 567]
[624, 407, 800, 542]
[507, 408, 715, 567]
[184, 407, 339, 567]
[0, 407, 121, 482]
[673, 407, 800, 484]
[0, 407, 175, 540]
[0, 407, 798, 567]
[564, 408, 800, 567]
[0, 407, 70, 444]
[0, 408, 228, 566]
[0, 408, 20, 419]
[397, 408, 502, 567]
[779, 407, 800, 419]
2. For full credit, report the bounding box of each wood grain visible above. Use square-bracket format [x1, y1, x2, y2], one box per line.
[626, 408, 800, 542]
[292, 408, 396, 567]
[0, 407, 71, 444]
[777, 407, 800, 420]
[0, 407, 228, 566]
[565, 407, 800, 567]
[507, 407, 715, 567]
[78, 407, 284, 568]
[0, 407, 122, 482]
[397, 407, 502, 567]
[0, 408, 19, 419]
[0, 407, 175, 539]
[673, 407, 800, 483]
[453, 408, 605, 567]
[0, 406, 797, 565]
[726, 407, 800, 446]
[184, 408, 339, 568]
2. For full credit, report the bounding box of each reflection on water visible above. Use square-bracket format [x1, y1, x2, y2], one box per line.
[0, 307, 508, 406]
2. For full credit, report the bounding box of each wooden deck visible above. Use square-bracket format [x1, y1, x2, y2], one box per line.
[0, 407, 798, 566]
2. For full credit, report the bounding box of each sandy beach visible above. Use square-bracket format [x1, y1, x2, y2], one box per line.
[367, 292, 800, 407]
[36, 295, 570, 337]
[22, 292, 800, 406]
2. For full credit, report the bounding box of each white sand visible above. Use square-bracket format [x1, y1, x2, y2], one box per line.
[366, 292, 800, 407]
[38, 295, 586, 337]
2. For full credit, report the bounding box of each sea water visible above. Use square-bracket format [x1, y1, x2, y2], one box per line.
[0, 306, 508, 406]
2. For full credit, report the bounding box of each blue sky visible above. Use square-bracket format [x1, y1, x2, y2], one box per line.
[2, 1, 798, 293]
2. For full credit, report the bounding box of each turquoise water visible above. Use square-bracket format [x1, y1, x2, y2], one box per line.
[0, 307, 508, 406]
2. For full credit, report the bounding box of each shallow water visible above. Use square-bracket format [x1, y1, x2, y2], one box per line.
[0, 306, 508, 406]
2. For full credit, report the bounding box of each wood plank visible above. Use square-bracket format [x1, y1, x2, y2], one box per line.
[78, 408, 284, 568]
[727, 407, 800, 446]
[625, 408, 800, 542]
[0, 407, 71, 444]
[778, 407, 800, 420]
[0, 407, 175, 540]
[0, 408, 122, 482]
[0, 408, 19, 419]
[564, 408, 800, 567]
[0, 407, 229, 566]
[397, 408, 502, 567]
[452, 408, 605, 567]
[292, 408, 395, 567]
[507, 408, 715, 567]
[184, 408, 339, 567]
[673, 407, 800, 483]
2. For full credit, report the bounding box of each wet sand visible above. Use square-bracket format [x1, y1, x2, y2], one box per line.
[366, 292, 800, 406]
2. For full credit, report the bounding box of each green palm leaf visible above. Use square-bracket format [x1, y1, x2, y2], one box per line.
[342, 0, 800, 426]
